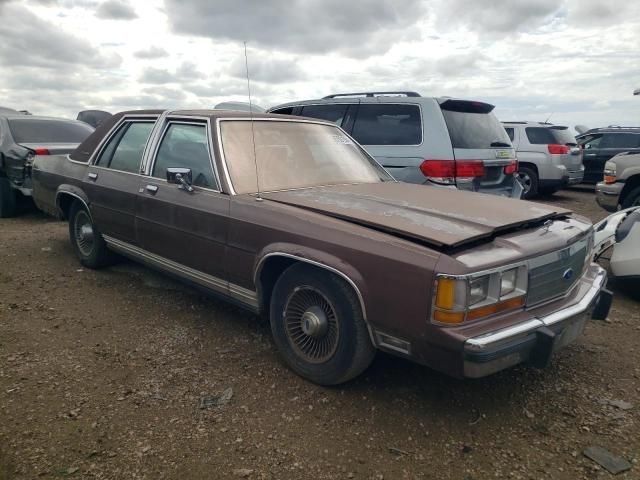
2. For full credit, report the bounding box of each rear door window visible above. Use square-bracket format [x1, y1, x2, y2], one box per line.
[600, 133, 640, 149]
[152, 123, 217, 189]
[525, 127, 556, 145]
[95, 121, 153, 173]
[351, 104, 422, 146]
[300, 104, 351, 126]
[440, 100, 510, 149]
[7, 118, 94, 144]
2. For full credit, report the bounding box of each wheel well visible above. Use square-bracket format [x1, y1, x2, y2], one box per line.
[256, 256, 297, 315]
[57, 193, 79, 220]
[518, 162, 538, 175]
[620, 175, 640, 205]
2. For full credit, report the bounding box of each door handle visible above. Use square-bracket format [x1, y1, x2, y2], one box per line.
[584, 153, 596, 157]
[145, 185, 159, 194]
[88, 172, 98, 181]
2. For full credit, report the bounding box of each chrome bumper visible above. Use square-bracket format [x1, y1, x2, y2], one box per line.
[463, 266, 609, 378]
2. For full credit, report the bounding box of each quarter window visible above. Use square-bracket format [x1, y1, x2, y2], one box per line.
[351, 104, 422, 146]
[95, 121, 154, 173]
[505, 127, 515, 141]
[152, 123, 216, 189]
[300, 104, 351, 126]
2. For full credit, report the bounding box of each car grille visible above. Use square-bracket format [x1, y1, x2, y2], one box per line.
[526, 237, 589, 306]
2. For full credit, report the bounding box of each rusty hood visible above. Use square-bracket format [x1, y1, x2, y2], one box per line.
[261, 182, 572, 249]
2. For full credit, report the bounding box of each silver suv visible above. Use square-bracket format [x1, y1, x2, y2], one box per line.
[269, 92, 519, 197]
[503, 121, 584, 199]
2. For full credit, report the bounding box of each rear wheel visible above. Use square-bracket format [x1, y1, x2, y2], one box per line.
[518, 166, 539, 199]
[621, 186, 640, 209]
[68, 201, 114, 268]
[0, 177, 17, 218]
[270, 263, 375, 385]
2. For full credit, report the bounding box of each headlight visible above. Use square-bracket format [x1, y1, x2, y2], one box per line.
[433, 264, 527, 325]
[603, 162, 616, 184]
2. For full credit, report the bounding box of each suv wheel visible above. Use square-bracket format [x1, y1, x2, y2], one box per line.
[621, 186, 640, 209]
[518, 166, 539, 199]
[68, 201, 115, 268]
[270, 263, 375, 385]
[0, 177, 18, 218]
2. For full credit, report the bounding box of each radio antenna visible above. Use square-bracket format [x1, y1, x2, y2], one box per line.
[244, 41, 262, 201]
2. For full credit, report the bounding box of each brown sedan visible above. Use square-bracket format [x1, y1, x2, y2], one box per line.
[32, 109, 611, 385]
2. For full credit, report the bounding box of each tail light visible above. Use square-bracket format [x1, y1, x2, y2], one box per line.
[33, 148, 51, 155]
[547, 144, 570, 155]
[504, 160, 518, 175]
[419, 160, 484, 184]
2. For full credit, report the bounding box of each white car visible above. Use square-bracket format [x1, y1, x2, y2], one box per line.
[593, 207, 640, 280]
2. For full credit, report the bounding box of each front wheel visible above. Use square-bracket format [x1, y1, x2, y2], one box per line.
[68, 201, 115, 268]
[270, 264, 375, 385]
[621, 186, 640, 209]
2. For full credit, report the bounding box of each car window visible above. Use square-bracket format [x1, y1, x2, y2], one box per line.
[600, 133, 640, 149]
[504, 127, 515, 141]
[300, 104, 350, 126]
[580, 134, 602, 149]
[525, 127, 557, 145]
[440, 101, 510, 149]
[271, 107, 294, 115]
[7, 118, 94, 144]
[95, 121, 153, 173]
[152, 123, 216, 189]
[351, 104, 421, 146]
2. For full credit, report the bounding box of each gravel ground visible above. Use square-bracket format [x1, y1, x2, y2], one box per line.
[1, 187, 639, 480]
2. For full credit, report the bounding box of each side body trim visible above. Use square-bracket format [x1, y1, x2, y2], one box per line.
[55, 190, 91, 220]
[103, 235, 259, 311]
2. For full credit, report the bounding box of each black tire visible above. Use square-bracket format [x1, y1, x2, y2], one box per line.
[68, 201, 115, 269]
[517, 166, 539, 199]
[0, 177, 17, 218]
[621, 186, 640, 209]
[270, 263, 375, 385]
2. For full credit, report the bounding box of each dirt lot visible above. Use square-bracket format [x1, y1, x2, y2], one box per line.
[1, 187, 639, 480]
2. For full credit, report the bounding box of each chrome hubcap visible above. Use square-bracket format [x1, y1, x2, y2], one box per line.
[74, 211, 95, 257]
[284, 287, 339, 363]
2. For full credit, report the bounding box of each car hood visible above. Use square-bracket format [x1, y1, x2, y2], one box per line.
[261, 182, 572, 249]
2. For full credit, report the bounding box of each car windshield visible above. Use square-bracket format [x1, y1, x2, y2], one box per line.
[220, 120, 393, 194]
[8, 118, 94, 144]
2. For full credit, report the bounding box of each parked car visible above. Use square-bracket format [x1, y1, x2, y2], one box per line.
[576, 126, 640, 183]
[268, 92, 520, 198]
[593, 207, 640, 282]
[0, 114, 94, 217]
[32, 109, 610, 385]
[595, 151, 640, 211]
[502, 122, 583, 199]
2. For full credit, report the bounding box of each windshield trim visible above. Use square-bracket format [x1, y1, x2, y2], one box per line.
[215, 117, 392, 195]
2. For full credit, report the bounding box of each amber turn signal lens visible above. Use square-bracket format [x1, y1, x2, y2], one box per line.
[435, 278, 456, 310]
[604, 175, 616, 184]
[466, 296, 525, 321]
[434, 310, 465, 324]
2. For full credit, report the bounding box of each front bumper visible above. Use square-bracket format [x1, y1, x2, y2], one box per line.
[596, 182, 623, 212]
[463, 266, 610, 378]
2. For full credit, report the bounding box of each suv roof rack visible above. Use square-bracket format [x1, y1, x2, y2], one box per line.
[322, 91, 421, 99]
[605, 125, 640, 129]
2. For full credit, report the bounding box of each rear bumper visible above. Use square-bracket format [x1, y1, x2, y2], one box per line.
[596, 182, 623, 212]
[463, 266, 609, 378]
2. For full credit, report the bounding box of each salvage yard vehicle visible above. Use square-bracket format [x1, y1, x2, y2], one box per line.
[596, 151, 640, 211]
[0, 114, 94, 217]
[269, 92, 521, 198]
[503, 121, 584, 199]
[577, 126, 640, 183]
[593, 207, 640, 282]
[32, 109, 611, 385]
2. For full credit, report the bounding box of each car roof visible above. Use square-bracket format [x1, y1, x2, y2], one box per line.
[502, 121, 568, 128]
[577, 126, 640, 137]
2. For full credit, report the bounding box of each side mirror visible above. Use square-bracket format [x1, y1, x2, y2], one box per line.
[167, 167, 194, 192]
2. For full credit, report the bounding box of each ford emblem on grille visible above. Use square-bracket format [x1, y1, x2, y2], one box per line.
[563, 268, 574, 281]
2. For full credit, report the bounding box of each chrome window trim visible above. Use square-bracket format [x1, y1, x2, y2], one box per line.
[146, 118, 221, 192]
[253, 252, 376, 345]
[66, 154, 89, 165]
[103, 235, 258, 311]
[89, 117, 158, 176]
[214, 117, 392, 196]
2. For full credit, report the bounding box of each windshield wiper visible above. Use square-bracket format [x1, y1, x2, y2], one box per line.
[490, 141, 511, 147]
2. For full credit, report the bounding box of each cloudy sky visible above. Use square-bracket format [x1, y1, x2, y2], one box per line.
[0, 0, 639, 130]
